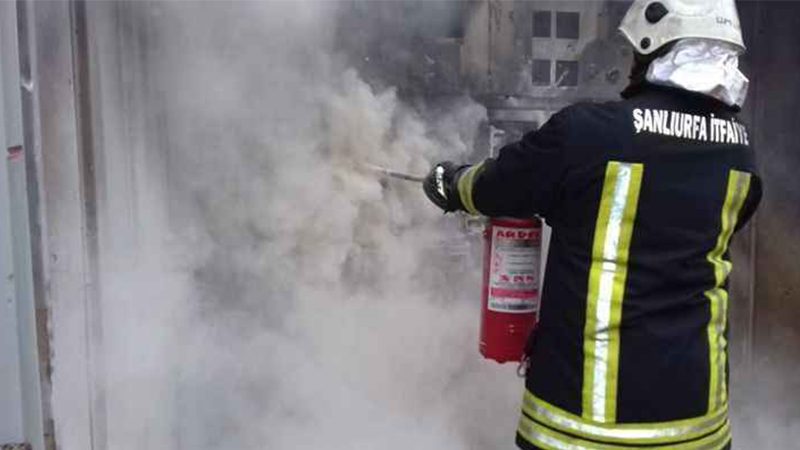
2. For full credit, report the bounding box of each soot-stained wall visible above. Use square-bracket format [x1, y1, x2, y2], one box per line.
[733, 2, 800, 445]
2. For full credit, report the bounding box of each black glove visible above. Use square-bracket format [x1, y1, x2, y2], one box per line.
[423, 162, 467, 213]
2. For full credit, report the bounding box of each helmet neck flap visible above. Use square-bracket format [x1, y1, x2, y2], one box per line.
[644, 38, 749, 108]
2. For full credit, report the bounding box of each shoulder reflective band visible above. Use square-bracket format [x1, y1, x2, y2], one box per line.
[706, 170, 751, 412]
[518, 413, 732, 450]
[522, 390, 729, 445]
[457, 163, 486, 216]
[582, 161, 643, 423]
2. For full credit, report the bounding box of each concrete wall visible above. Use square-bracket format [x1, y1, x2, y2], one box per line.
[732, 1, 800, 445]
[0, 1, 47, 448]
[0, 4, 24, 441]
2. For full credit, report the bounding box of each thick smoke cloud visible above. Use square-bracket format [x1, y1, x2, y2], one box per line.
[80, 2, 521, 450]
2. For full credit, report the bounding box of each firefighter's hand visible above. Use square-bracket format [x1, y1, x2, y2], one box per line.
[423, 162, 466, 213]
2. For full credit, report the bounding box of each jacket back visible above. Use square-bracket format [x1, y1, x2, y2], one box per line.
[459, 85, 761, 450]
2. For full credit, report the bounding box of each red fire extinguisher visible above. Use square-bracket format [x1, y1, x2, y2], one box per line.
[479, 217, 542, 364]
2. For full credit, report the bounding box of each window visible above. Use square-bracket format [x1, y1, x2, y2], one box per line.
[532, 11, 552, 38]
[556, 60, 579, 87]
[556, 12, 580, 39]
[532, 59, 552, 85]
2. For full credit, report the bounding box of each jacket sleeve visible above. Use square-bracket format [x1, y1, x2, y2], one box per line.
[457, 107, 571, 219]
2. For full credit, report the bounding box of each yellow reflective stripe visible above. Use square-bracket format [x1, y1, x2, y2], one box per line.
[706, 287, 728, 411]
[522, 390, 729, 445]
[518, 414, 732, 450]
[457, 163, 486, 216]
[706, 170, 751, 412]
[582, 162, 644, 423]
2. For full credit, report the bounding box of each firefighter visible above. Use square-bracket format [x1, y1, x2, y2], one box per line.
[423, 1, 761, 449]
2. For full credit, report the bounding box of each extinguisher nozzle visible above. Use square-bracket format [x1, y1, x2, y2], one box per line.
[359, 162, 425, 184]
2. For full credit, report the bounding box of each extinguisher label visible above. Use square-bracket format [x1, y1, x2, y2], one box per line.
[488, 226, 541, 313]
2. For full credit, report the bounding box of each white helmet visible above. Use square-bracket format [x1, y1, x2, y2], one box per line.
[619, 0, 746, 55]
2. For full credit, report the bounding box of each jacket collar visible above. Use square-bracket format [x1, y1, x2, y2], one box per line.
[621, 81, 740, 113]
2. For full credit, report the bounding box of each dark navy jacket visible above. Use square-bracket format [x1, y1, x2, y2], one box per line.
[458, 84, 761, 450]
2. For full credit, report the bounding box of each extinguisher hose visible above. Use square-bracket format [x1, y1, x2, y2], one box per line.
[517, 357, 530, 378]
[517, 329, 539, 378]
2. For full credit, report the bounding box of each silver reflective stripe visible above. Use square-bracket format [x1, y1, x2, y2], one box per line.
[591, 163, 633, 422]
[519, 415, 732, 450]
[523, 393, 728, 442]
[711, 286, 727, 410]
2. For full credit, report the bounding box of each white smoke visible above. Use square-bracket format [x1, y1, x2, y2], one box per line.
[729, 326, 800, 449]
[77, 2, 521, 450]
